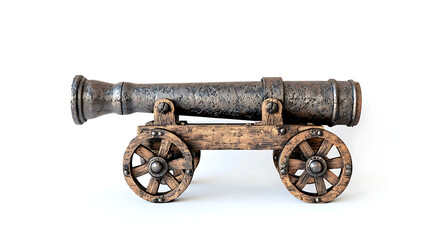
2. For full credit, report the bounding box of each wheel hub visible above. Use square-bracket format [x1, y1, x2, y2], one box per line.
[148, 157, 168, 177]
[309, 160, 323, 173]
[150, 161, 164, 173]
[306, 155, 327, 177]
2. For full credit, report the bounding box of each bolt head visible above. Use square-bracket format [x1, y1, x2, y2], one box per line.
[346, 164, 352, 169]
[279, 128, 286, 134]
[185, 169, 193, 176]
[280, 168, 287, 175]
[317, 130, 323, 136]
[266, 102, 279, 114]
[153, 198, 158, 203]
[157, 197, 164, 203]
[123, 170, 129, 175]
[157, 102, 170, 114]
[280, 163, 286, 168]
[151, 131, 157, 137]
[150, 161, 164, 173]
[345, 169, 352, 175]
[315, 198, 321, 203]
[158, 132, 163, 136]
[309, 160, 323, 173]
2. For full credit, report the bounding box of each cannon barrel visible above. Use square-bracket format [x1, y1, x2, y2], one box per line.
[71, 75, 361, 126]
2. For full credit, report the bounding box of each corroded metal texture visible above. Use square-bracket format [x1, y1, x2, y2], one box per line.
[71, 75, 361, 126]
[283, 80, 362, 126]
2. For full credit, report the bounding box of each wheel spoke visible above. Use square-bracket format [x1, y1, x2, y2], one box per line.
[288, 158, 306, 170]
[323, 170, 340, 186]
[135, 145, 156, 161]
[298, 141, 314, 159]
[131, 164, 148, 177]
[290, 174, 315, 184]
[327, 157, 343, 169]
[173, 170, 184, 182]
[168, 158, 192, 171]
[146, 177, 161, 194]
[316, 140, 333, 157]
[314, 177, 327, 195]
[295, 171, 311, 190]
[163, 172, 180, 189]
[158, 139, 172, 158]
[288, 168, 297, 175]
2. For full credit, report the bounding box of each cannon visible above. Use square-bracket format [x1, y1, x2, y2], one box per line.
[71, 75, 362, 203]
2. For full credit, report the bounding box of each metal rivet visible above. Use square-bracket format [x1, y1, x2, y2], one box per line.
[157, 197, 164, 203]
[158, 132, 163, 136]
[345, 169, 352, 175]
[280, 163, 286, 168]
[280, 168, 287, 175]
[266, 102, 279, 114]
[153, 198, 158, 203]
[273, 156, 278, 161]
[346, 164, 352, 169]
[317, 130, 323, 136]
[315, 198, 321, 203]
[157, 102, 170, 114]
[279, 128, 286, 134]
[123, 170, 129, 176]
[185, 169, 193, 176]
[151, 131, 157, 137]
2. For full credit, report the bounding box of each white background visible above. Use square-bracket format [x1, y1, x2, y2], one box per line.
[1, 1, 427, 239]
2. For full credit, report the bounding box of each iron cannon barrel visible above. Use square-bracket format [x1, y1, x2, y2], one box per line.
[71, 75, 361, 126]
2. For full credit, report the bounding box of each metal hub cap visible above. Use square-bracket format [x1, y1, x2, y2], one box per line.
[148, 157, 168, 177]
[309, 160, 323, 173]
[150, 161, 164, 173]
[306, 156, 327, 177]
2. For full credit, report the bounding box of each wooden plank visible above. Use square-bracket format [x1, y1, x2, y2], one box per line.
[138, 124, 321, 151]
[153, 99, 176, 126]
[260, 98, 283, 125]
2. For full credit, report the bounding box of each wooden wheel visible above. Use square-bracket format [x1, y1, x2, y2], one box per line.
[278, 129, 352, 203]
[273, 137, 324, 184]
[123, 129, 194, 203]
[139, 141, 200, 183]
[168, 150, 200, 182]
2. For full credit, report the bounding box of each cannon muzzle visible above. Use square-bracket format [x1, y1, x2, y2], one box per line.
[71, 75, 361, 126]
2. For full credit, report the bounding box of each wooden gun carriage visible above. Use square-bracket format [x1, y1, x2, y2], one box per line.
[71, 75, 362, 203]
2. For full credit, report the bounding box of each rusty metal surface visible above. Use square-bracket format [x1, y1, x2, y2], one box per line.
[283, 80, 361, 126]
[121, 81, 264, 120]
[71, 75, 361, 126]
